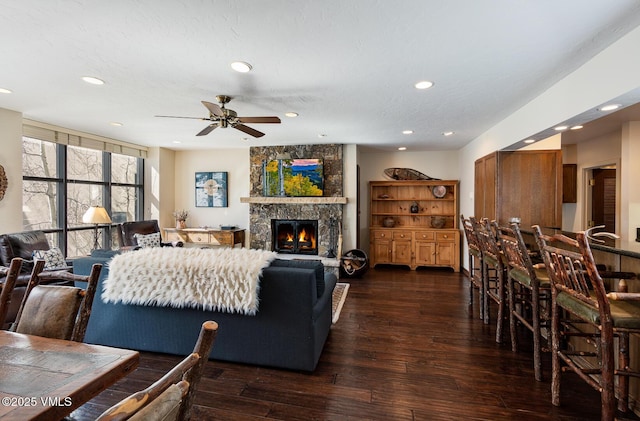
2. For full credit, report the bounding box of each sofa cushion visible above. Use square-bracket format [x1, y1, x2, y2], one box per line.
[134, 232, 161, 248]
[270, 259, 325, 298]
[33, 247, 67, 269]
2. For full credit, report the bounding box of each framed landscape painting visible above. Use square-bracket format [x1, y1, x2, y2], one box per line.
[264, 158, 324, 197]
[195, 172, 228, 207]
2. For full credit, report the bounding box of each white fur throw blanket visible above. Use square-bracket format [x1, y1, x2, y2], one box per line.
[102, 247, 278, 315]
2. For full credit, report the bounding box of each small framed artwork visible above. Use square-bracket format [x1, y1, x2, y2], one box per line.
[195, 172, 228, 207]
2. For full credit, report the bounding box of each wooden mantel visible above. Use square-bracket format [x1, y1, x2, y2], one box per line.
[240, 196, 348, 204]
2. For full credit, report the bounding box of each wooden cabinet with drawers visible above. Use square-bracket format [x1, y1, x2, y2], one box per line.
[163, 228, 245, 248]
[369, 180, 460, 271]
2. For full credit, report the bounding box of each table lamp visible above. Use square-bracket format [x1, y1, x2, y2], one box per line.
[82, 206, 112, 250]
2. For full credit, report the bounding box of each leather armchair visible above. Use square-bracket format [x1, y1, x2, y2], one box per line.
[117, 220, 183, 248]
[0, 231, 51, 329]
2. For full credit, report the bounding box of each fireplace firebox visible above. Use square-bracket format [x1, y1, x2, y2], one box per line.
[272, 219, 318, 255]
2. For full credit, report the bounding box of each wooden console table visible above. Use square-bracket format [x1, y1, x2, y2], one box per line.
[164, 227, 245, 248]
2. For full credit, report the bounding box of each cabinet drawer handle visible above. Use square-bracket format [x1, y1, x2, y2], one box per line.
[443, 235, 448, 239]
[400, 234, 405, 238]
[381, 233, 385, 237]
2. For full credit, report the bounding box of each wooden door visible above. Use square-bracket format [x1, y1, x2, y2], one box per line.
[474, 153, 496, 220]
[592, 168, 616, 233]
[496, 150, 562, 229]
[392, 240, 412, 264]
[415, 241, 436, 265]
[436, 241, 455, 266]
[372, 238, 392, 264]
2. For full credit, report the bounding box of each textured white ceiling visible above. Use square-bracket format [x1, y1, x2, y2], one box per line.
[1, 0, 640, 151]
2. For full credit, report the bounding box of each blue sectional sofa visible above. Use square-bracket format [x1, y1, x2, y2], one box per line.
[72, 251, 337, 371]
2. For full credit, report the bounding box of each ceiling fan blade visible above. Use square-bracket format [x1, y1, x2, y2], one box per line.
[155, 115, 208, 120]
[234, 124, 265, 138]
[237, 116, 281, 124]
[201, 101, 223, 116]
[196, 124, 218, 136]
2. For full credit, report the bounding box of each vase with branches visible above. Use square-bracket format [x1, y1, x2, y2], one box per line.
[173, 210, 189, 229]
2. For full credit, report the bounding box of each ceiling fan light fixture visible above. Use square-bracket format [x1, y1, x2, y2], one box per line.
[82, 76, 105, 85]
[414, 80, 434, 90]
[0, 87, 12, 94]
[231, 61, 252, 73]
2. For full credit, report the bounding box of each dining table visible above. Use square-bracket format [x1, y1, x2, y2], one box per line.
[0, 330, 139, 420]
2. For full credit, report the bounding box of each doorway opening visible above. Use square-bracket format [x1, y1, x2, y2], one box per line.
[586, 165, 617, 234]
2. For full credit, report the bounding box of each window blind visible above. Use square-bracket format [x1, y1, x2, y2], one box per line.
[23, 119, 148, 159]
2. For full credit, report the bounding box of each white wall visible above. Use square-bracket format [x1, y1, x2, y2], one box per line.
[342, 144, 358, 253]
[0, 108, 24, 234]
[173, 149, 251, 238]
[621, 121, 640, 241]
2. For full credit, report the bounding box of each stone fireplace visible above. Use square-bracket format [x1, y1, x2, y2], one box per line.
[244, 144, 344, 257]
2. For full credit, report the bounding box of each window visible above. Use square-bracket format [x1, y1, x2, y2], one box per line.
[22, 136, 144, 257]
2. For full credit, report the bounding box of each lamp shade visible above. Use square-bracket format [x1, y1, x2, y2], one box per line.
[82, 206, 112, 224]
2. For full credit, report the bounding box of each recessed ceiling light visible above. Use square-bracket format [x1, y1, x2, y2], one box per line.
[524, 139, 536, 144]
[231, 61, 252, 73]
[442, 131, 454, 136]
[110, 122, 123, 127]
[402, 130, 413, 135]
[318, 133, 327, 138]
[599, 104, 620, 112]
[570, 125, 583, 130]
[415, 81, 434, 90]
[241, 137, 249, 142]
[172, 140, 181, 144]
[554, 125, 568, 131]
[0, 87, 12, 94]
[285, 112, 298, 118]
[398, 147, 407, 151]
[82, 76, 105, 85]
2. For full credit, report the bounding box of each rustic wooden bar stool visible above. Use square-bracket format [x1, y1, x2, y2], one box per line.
[533, 226, 640, 420]
[11, 259, 102, 342]
[497, 222, 550, 381]
[461, 215, 484, 320]
[473, 217, 507, 343]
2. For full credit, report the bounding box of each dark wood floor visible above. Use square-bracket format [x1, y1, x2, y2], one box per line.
[72, 266, 616, 420]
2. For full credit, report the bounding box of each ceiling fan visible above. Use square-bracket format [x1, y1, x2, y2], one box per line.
[156, 95, 281, 138]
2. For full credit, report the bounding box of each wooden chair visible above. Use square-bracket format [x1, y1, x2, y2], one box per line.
[97, 320, 219, 421]
[460, 215, 484, 320]
[496, 222, 550, 381]
[10, 259, 102, 342]
[0, 258, 24, 329]
[533, 226, 640, 420]
[472, 217, 506, 343]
